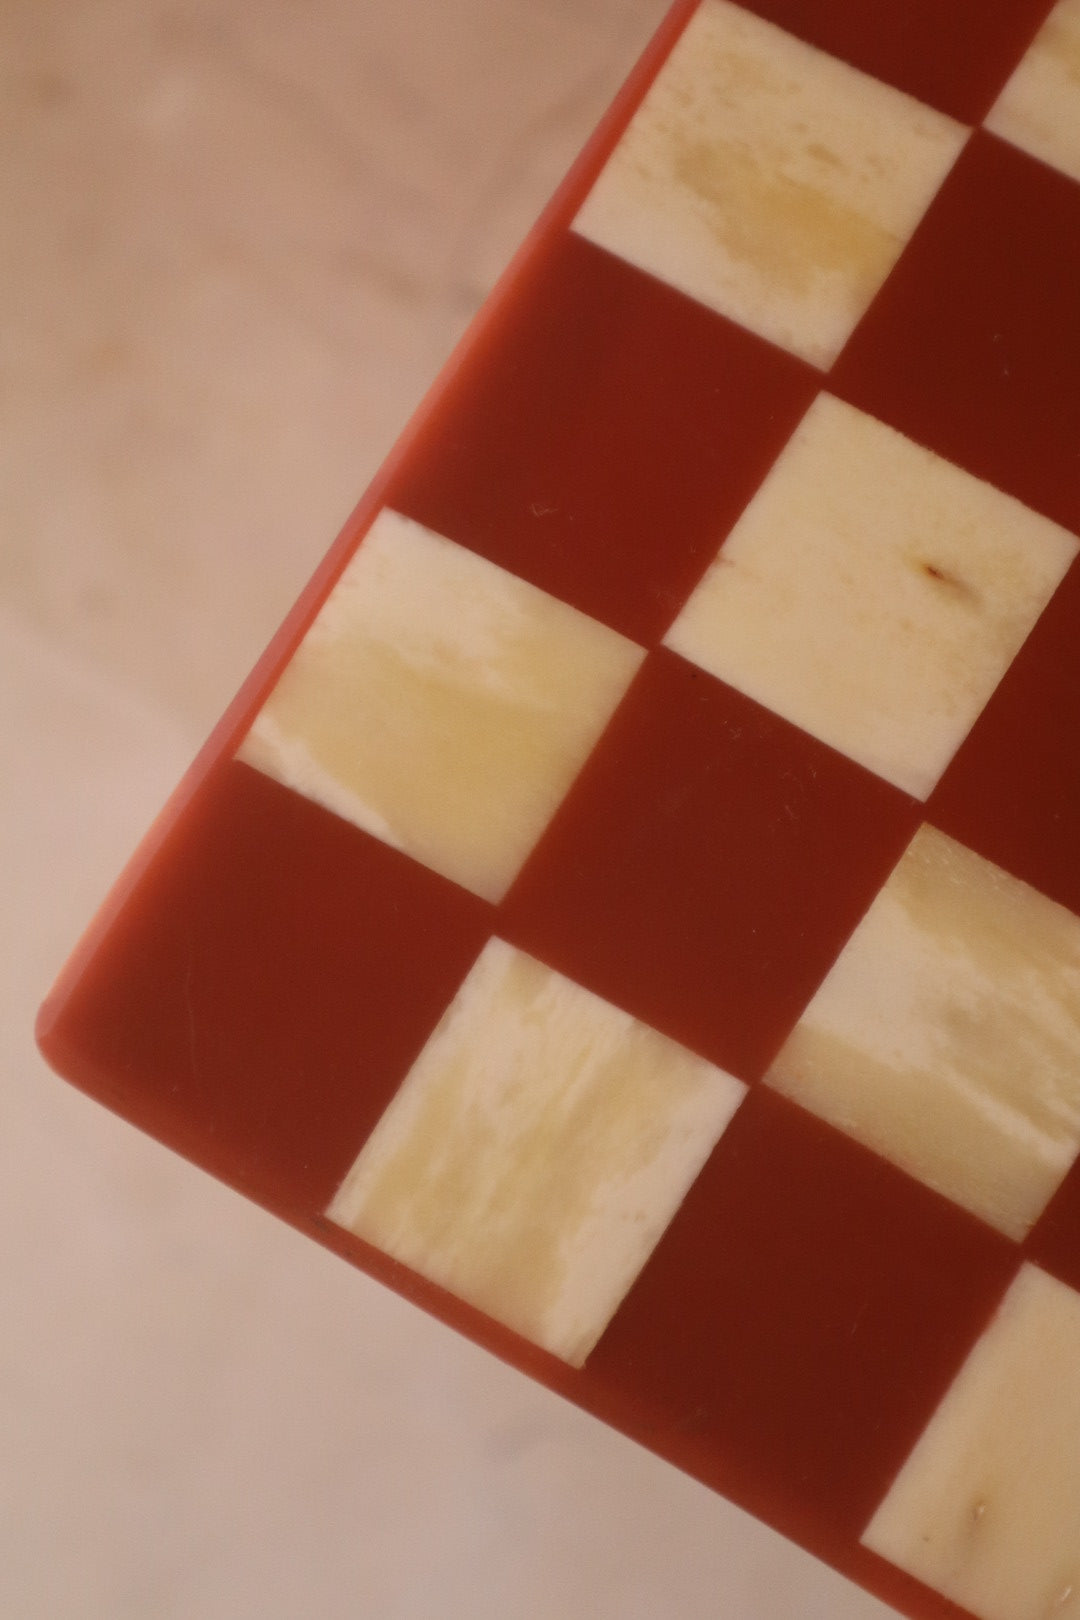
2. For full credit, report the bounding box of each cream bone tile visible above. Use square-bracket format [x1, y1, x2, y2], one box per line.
[573, 0, 968, 368]
[766, 824, 1080, 1242]
[238, 509, 645, 903]
[329, 939, 747, 1368]
[664, 394, 1079, 801]
[987, 0, 1080, 188]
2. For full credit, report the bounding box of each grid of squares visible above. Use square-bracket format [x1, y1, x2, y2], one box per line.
[40, 6, 1080, 1620]
[226, 8, 1080, 1616]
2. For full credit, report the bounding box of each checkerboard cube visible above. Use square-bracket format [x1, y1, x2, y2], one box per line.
[36, 5, 1080, 1617]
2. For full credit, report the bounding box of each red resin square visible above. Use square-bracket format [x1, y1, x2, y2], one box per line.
[929, 558, 1080, 919]
[832, 131, 1080, 540]
[737, 0, 1055, 124]
[387, 231, 818, 646]
[585, 1087, 1018, 1550]
[38, 761, 491, 1213]
[501, 649, 919, 1082]
[1027, 1159, 1080, 1296]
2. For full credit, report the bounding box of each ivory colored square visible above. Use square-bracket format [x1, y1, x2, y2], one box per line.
[328, 939, 746, 1368]
[573, 0, 967, 368]
[987, 0, 1080, 188]
[238, 510, 644, 903]
[665, 395, 1078, 800]
[766, 825, 1080, 1241]
[863, 1265, 1080, 1620]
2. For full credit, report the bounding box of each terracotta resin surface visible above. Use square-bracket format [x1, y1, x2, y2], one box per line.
[37, 4, 1080, 1619]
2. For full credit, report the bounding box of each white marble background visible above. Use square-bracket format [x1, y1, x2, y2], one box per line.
[3, 1, 893, 1614]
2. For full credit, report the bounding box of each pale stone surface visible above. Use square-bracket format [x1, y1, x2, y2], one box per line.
[238, 510, 644, 901]
[573, 0, 967, 367]
[767, 825, 1080, 1240]
[863, 1265, 1080, 1620]
[330, 938, 746, 1367]
[665, 394, 1078, 800]
[0, 0, 664, 739]
[987, 0, 1080, 187]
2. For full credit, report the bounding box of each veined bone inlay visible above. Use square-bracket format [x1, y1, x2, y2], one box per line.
[328, 939, 746, 1367]
[573, 0, 967, 366]
[238, 510, 645, 902]
[766, 825, 1080, 1240]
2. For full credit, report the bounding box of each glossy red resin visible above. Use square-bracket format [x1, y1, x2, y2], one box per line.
[502, 649, 918, 1082]
[388, 232, 818, 645]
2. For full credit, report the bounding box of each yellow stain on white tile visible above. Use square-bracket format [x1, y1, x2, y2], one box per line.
[573, 0, 967, 367]
[767, 825, 1080, 1240]
[987, 0, 1080, 188]
[863, 1265, 1080, 1620]
[329, 939, 746, 1367]
[665, 395, 1078, 800]
[238, 510, 644, 902]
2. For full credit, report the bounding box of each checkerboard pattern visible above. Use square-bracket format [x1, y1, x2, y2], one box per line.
[37, 4, 1080, 1618]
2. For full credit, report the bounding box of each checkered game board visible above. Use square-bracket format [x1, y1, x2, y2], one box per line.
[38, 3, 1080, 1617]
